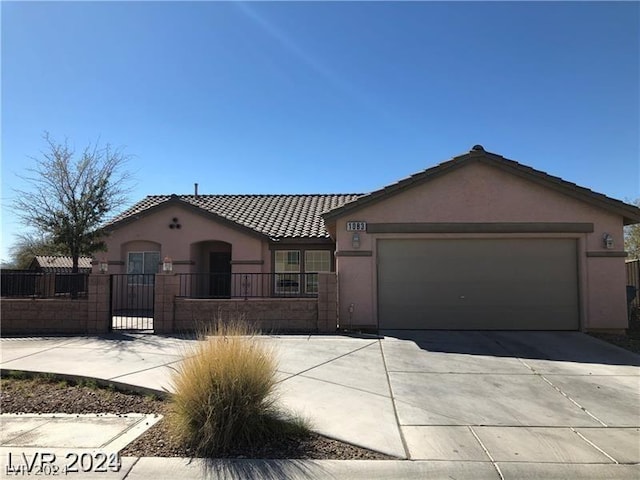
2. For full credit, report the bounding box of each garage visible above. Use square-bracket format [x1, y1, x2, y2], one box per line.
[377, 238, 580, 330]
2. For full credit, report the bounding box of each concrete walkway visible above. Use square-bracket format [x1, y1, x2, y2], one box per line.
[1, 331, 639, 479]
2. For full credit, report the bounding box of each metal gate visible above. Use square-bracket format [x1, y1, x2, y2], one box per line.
[110, 274, 155, 331]
[627, 259, 640, 307]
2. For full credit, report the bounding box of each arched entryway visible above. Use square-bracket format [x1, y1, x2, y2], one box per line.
[191, 241, 232, 298]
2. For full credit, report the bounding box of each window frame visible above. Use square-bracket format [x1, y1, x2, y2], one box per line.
[272, 247, 334, 296]
[127, 251, 160, 285]
[274, 250, 301, 294]
[304, 250, 331, 294]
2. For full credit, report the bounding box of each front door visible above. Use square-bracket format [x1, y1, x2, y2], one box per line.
[210, 252, 232, 297]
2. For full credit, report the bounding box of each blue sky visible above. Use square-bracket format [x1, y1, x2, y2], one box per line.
[1, 1, 639, 263]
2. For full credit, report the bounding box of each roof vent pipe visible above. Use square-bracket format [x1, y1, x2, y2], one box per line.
[194, 183, 199, 198]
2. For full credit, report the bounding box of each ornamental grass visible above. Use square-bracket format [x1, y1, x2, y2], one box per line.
[169, 319, 307, 456]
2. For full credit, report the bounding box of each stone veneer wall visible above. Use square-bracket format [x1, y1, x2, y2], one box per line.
[317, 272, 338, 332]
[1, 273, 339, 336]
[157, 272, 338, 334]
[173, 297, 319, 333]
[1, 298, 89, 334]
[1, 275, 110, 336]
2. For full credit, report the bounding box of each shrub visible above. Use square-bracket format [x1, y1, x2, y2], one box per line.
[169, 319, 307, 456]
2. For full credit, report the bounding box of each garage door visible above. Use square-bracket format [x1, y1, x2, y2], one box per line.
[377, 239, 579, 330]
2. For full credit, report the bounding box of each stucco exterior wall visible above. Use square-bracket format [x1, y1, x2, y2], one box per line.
[334, 162, 628, 331]
[585, 257, 629, 331]
[100, 204, 267, 275]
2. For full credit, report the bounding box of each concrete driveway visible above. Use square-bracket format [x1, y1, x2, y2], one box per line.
[380, 331, 640, 474]
[1, 331, 639, 479]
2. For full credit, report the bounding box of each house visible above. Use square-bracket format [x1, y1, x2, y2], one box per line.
[30, 255, 93, 273]
[0, 255, 92, 298]
[99, 146, 640, 332]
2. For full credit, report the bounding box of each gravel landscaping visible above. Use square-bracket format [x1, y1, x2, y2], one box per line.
[588, 307, 640, 355]
[0, 374, 392, 460]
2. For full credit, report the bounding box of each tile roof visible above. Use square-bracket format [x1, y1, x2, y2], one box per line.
[107, 146, 640, 239]
[323, 146, 640, 225]
[107, 194, 362, 239]
[33, 256, 93, 271]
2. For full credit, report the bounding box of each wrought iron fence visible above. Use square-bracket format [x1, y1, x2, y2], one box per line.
[0, 271, 89, 298]
[110, 274, 155, 331]
[177, 273, 319, 299]
[626, 259, 639, 306]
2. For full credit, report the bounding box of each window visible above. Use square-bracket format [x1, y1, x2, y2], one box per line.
[274, 249, 332, 295]
[305, 250, 331, 293]
[275, 250, 300, 294]
[127, 252, 160, 284]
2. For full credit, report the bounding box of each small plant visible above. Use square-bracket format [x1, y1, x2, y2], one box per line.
[3, 371, 28, 380]
[145, 392, 159, 401]
[169, 319, 308, 456]
[77, 378, 98, 390]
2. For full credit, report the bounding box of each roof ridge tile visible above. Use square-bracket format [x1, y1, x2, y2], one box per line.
[107, 193, 363, 238]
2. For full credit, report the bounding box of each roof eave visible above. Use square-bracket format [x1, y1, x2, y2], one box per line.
[321, 152, 469, 221]
[269, 237, 334, 245]
[478, 154, 640, 225]
[104, 196, 271, 241]
[322, 149, 640, 225]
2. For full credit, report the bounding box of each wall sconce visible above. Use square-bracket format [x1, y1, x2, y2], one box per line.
[99, 258, 108, 274]
[163, 256, 173, 273]
[351, 232, 361, 249]
[603, 233, 614, 250]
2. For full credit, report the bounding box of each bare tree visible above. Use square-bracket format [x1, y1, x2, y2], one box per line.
[8, 233, 66, 269]
[13, 132, 133, 273]
[625, 199, 640, 260]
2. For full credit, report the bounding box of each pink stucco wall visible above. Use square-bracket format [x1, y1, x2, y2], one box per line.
[333, 161, 628, 331]
[100, 204, 268, 275]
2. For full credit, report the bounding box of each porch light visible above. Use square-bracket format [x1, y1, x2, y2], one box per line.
[351, 232, 361, 249]
[163, 256, 173, 273]
[603, 233, 614, 250]
[99, 258, 108, 274]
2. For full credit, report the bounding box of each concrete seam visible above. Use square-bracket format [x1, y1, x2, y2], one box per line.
[525, 374, 640, 377]
[273, 341, 379, 384]
[0, 338, 81, 364]
[535, 370, 608, 427]
[385, 371, 535, 375]
[493, 338, 608, 427]
[289, 372, 397, 400]
[570, 427, 619, 464]
[378, 339, 411, 460]
[99, 415, 151, 449]
[388, 395, 477, 425]
[108, 358, 184, 382]
[468, 426, 505, 480]
[0, 417, 55, 445]
[120, 456, 140, 480]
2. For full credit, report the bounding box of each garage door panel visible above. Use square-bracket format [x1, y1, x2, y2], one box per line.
[379, 280, 577, 308]
[378, 239, 579, 330]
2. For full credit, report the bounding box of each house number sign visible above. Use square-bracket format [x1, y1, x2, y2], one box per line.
[346, 221, 367, 232]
